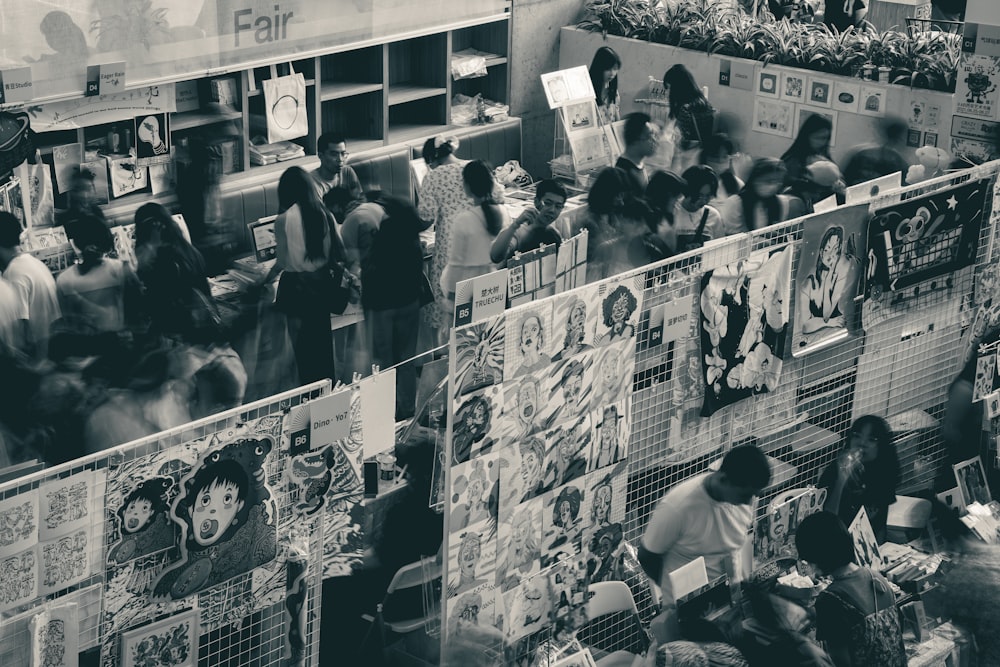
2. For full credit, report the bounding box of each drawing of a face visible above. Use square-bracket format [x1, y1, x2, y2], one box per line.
[122, 498, 154, 533]
[559, 435, 577, 463]
[611, 293, 629, 324]
[521, 450, 541, 488]
[558, 500, 573, 528]
[599, 354, 617, 393]
[465, 402, 487, 434]
[522, 583, 544, 623]
[821, 233, 841, 270]
[520, 315, 543, 356]
[594, 486, 612, 524]
[569, 301, 586, 331]
[192, 478, 245, 547]
[562, 370, 583, 405]
[459, 532, 481, 578]
[517, 381, 538, 423]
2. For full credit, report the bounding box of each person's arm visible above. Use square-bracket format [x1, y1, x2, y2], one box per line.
[639, 496, 686, 586]
[637, 544, 664, 583]
[490, 209, 534, 264]
[344, 166, 364, 203]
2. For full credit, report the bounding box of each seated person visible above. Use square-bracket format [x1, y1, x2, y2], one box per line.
[639, 446, 771, 627]
[784, 160, 845, 218]
[818, 416, 899, 543]
[490, 179, 567, 264]
[673, 165, 723, 250]
[795, 512, 906, 667]
[700, 134, 745, 208]
[320, 431, 444, 663]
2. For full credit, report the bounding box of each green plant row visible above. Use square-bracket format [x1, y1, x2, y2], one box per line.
[579, 0, 960, 92]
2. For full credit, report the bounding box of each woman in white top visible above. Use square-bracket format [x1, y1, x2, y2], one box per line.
[717, 158, 790, 237]
[440, 160, 509, 317]
[673, 165, 723, 252]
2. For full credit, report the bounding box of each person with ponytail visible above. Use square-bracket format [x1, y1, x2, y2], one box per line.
[439, 160, 509, 318]
[272, 166, 345, 384]
[717, 158, 789, 237]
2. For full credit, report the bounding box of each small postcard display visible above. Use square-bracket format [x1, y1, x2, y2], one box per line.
[0, 381, 345, 667]
[443, 268, 645, 656]
[541, 66, 610, 182]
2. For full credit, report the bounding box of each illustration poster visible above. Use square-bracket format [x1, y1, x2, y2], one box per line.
[954, 457, 992, 507]
[502, 371, 551, 443]
[807, 76, 833, 108]
[756, 69, 780, 98]
[38, 469, 104, 542]
[453, 385, 503, 465]
[792, 204, 868, 356]
[106, 477, 175, 566]
[594, 275, 644, 346]
[450, 453, 500, 532]
[504, 301, 555, 381]
[859, 85, 886, 117]
[589, 398, 630, 473]
[551, 286, 599, 361]
[581, 467, 628, 584]
[848, 506, 885, 570]
[561, 100, 599, 133]
[541, 412, 593, 493]
[453, 314, 505, 397]
[0, 546, 38, 612]
[39, 527, 96, 597]
[699, 245, 793, 416]
[832, 81, 861, 114]
[543, 482, 587, 557]
[496, 497, 543, 591]
[752, 487, 827, 569]
[955, 54, 1000, 120]
[30, 602, 79, 667]
[752, 97, 794, 138]
[780, 71, 805, 102]
[119, 609, 197, 667]
[0, 490, 39, 558]
[134, 114, 171, 166]
[864, 180, 989, 299]
[447, 518, 497, 598]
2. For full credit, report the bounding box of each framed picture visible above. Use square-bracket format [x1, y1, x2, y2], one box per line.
[795, 107, 837, 146]
[120, 609, 198, 667]
[954, 457, 992, 508]
[832, 81, 861, 113]
[561, 100, 599, 134]
[806, 76, 833, 108]
[780, 71, 806, 102]
[756, 68, 780, 99]
[859, 85, 886, 116]
[752, 98, 794, 138]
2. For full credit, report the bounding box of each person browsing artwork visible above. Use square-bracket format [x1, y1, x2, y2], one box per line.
[490, 179, 567, 265]
[590, 46, 622, 124]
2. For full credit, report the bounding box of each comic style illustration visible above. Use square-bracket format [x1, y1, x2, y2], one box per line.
[543, 483, 586, 555]
[545, 352, 595, 428]
[496, 498, 543, 592]
[504, 302, 555, 381]
[0, 491, 39, 558]
[502, 577, 550, 642]
[451, 454, 499, 532]
[591, 340, 634, 413]
[446, 582, 498, 642]
[503, 373, 547, 441]
[452, 386, 503, 465]
[0, 546, 38, 612]
[107, 478, 175, 565]
[447, 519, 496, 599]
[39, 469, 104, 541]
[152, 438, 278, 600]
[119, 610, 197, 667]
[582, 469, 628, 584]
[590, 399, 630, 472]
[40, 527, 94, 596]
[541, 414, 593, 492]
[29, 603, 79, 667]
[322, 494, 366, 578]
[594, 276, 644, 346]
[551, 288, 599, 361]
[454, 314, 505, 396]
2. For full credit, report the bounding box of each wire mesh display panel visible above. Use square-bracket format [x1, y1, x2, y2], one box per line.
[0, 381, 329, 667]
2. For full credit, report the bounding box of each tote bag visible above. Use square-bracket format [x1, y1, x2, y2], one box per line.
[17, 158, 55, 228]
[262, 63, 308, 144]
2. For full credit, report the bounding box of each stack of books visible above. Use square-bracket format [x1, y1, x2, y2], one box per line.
[250, 141, 305, 166]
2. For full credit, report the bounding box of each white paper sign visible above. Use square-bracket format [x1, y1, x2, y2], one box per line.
[454, 270, 509, 327]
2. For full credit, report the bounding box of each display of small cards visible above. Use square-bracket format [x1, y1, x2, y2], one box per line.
[780, 71, 806, 102]
[806, 76, 833, 108]
[752, 98, 794, 138]
[541, 66, 596, 109]
[561, 99, 599, 133]
[567, 127, 612, 171]
[832, 81, 861, 113]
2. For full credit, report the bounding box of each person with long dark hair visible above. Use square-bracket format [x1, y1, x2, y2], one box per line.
[663, 64, 715, 152]
[818, 415, 900, 542]
[699, 133, 744, 206]
[629, 171, 686, 265]
[718, 158, 789, 236]
[573, 167, 632, 283]
[781, 114, 833, 186]
[272, 166, 344, 384]
[589, 46, 622, 124]
[440, 160, 508, 317]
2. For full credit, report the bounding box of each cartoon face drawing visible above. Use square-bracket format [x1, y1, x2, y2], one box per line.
[122, 498, 154, 534]
[189, 460, 247, 547]
[458, 532, 482, 578]
[517, 380, 539, 425]
[520, 314, 543, 356]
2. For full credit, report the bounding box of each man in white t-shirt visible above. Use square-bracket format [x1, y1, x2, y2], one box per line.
[0, 212, 60, 360]
[639, 445, 771, 612]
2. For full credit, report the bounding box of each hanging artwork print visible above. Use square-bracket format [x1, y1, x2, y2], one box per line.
[119, 609, 197, 667]
[848, 507, 885, 570]
[447, 518, 497, 598]
[453, 314, 505, 396]
[30, 602, 80, 667]
[589, 399, 630, 472]
[752, 487, 827, 568]
[865, 180, 989, 300]
[107, 477, 174, 565]
[594, 275, 643, 346]
[792, 204, 868, 356]
[543, 482, 587, 557]
[0, 490, 39, 557]
[582, 467, 627, 584]
[546, 352, 596, 428]
[496, 497, 543, 591]
[504, 302, 554, 381]
[450, 454, 499, 531]
[699, 246, 793, 416]
[955, 54, 1000, 120]
[152, 437, 278, 600]
[542, 413, 593, 492]
[134, 114, 171, 167]
[39, 469, 103, 541]
[39, 527, 96, 596]
[452, 386, 503, 465]
[954, 457, 992, 508]
[502, 576, 550, 643]
[591, 340, 633, 412]
[0, 545, 38, 612]
[551, 287, 599, 361]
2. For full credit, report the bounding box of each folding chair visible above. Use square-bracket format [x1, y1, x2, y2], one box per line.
[360, 556, 442, 664]
[579, 581, 651, 666]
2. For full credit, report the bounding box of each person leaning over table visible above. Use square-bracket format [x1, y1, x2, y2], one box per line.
[490, 178, 567, 265]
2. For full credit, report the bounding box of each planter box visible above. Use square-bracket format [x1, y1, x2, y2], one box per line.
[559, 26, 955, 165]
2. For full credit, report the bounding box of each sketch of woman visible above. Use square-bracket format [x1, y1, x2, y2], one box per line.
[591, 405, 622, 470]
[798, 225, 857, 335]
[514, 312, 551, 375]
[460, 461, 491, 529]
[589, 477, 614, 529]
[548, 486, 583, 551]
[498, 506, 540, 590]
[448, 531, 485, 597]
[599, 285, 638, 343]
[543, 419, 589, 489]
[553, 298, 592, 360]
[452, 395, 494, 465]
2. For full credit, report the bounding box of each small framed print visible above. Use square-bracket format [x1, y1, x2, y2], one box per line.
[561, 99, 599, 134]
[806, 76, 833, 108]
[120, 610, 198, 667]
[832, 81, 861, 113]
[953, 457, 992, 508]
[780, 71, 806, 102]
[756, 69, 780, 98]
[859, 85, 886, 116]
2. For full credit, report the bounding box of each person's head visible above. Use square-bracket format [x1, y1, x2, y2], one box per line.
[745, 158, 787, 199]
[795, 511, 856, 574]
[681, 165, 719, 211]
[322, 185, 356, 222]
[66, 214, 113, 264]
[598, 349, 618, 392]
[134, 203, 188, 254]
[589, 46, 622, 106]
[602, 285, 638, 328]
[118, 478, 169, 534]
[646, 170, 687, 220]
[560, 360, 584, 405]
[519, 312, 545, 357]
[317, 133, 349, 175]
[279, 166, 327, 260]
[817, 225, 844, 276]
[520, 437, 544, 488]
[715, 445, 771, 505]
[191, 356, 246, 420]
[68, 166, 100, 209]
[847, 415, 894, 466]
[786, 114, 833, 160]
[0, 212, 21, 268]
[462, 160, 502, 235]
[553, 486, 582, 528]
[880, 116, 908, 146]
[587, 167, 630, 216]
[663, 64, 705, 117]
[700, 133, 737, 174]
[185, 458, 249, 547]
[422, 135, 459, 167]
[803, 160, 843, 195]
[533, 179, 568, 225]
[623, 112, 659, 158]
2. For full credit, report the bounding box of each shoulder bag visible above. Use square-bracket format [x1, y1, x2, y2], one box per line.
[677, 208, 711, 253]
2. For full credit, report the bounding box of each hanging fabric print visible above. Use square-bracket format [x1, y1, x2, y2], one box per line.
[30, 602, 79, 667]
[699, 245, 793, 416]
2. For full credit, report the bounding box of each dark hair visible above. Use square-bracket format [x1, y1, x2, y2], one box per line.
[681, 165, 719, 199]
[782, 114, 832, 163]
[646, 171, 687, 220]
[134, 203, 206, 281]
[535, 179, 568, 203]
[322, 185, 355, 216]
[422, 136, 457, 165]
[590, 46, 621, 108]
[552, 486, 582, 527]
[701, 133, 736, 161]
[462, 160, 502, 236]
[663, 64, 706, 119]
[0, 211, 20, 248]
[317, 133, 347, 154]
[117, 478, 171, 529]
[848, 415, 900, 492]
[601, 285, 638, 327]
[623, 112, 652, 147]
[738, 158, 787, 231]
[278, 166, 330, 262]
[182, 458, 250, 541]
[620, 196, 658, 233]
[816, 225, 844, 276]
[719, 445, 771, 489]
[881, 117, 908, 144]
[66, 214, 113, 259]
[587, 167, 630, 216]
[795, 511, 857, 573]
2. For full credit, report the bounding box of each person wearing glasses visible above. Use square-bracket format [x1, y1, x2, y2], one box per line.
[615, 112, 660, 197]
[673, 165, 723, 251]
[311, 133, 363, 204]
[490, 179, 567, 265]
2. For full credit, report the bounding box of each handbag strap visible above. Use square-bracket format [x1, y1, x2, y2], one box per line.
[269, 63, 298, 79]
[694, 207, 710, 237]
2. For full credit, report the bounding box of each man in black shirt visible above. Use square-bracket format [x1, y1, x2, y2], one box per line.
[490, 179, 568, 264]
[823, 0, 867, 33]
[615, 112, 660, 197]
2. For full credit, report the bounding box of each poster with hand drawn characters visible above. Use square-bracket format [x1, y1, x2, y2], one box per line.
[496, 496, 543, 592]
[452, 385, 503, 466]
[504, 302, 554, 381]
[590, 398, 630, 472]
[550, 287, 600, 361]
[0, 545, 38, 612]
[450, 453, 499, 532]
[0, 490, 39, 558]
[30, 602, 80, 667]
[39, 469, 104, 541]
[447, 518, 496, 599]
[119, 609, 197, 667]
[594, 275, 644, 346]
[453, 314, 505, 397]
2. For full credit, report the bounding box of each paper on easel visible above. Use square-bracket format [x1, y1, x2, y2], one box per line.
[540, 66, 595, 109]
[668, 556, 709, 602]
[567, 127, 611, 172]
[360, 369, 397, 458]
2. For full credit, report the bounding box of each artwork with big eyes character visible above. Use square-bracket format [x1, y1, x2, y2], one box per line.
[454, 314, 505, 397]
[152, 437, 278, 600]
[108, 477, 175, 565]
[541, 414, 593, 492]
[551, 288, 599, 361]
[590, 339, 633, 413]
[451, 386, 502, 465]
[447, 519, 496, 598]
[450, 454, 499, 531]
[589, 399, 630, 473]
[504, 302, 554, 381]
[446, 582, 497, 640]
[594, 276, 643, 346]
[496, 498, 543, 591]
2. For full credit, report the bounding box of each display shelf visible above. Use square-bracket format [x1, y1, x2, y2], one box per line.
[320, 81, 384, 101]
[387, 122, 450, 146]
[246, 79, 316, 98]
[171, 108, 244, 132]
[387, 84, 448, 106]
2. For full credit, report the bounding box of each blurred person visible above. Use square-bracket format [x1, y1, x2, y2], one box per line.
[645, 170, 687, 226]
[55, 166, 106, 229]
[616, 112, 660, 196]
[781, 114, 833, 186]
[176, 135, 238, 275]
[633, 170, 687, 263]
[663, 64, 716, 152]
[0, 276, 22, 354]
[271, 166, 344, 384]
[785, 160, 845, 217]
[674, 165, 723, 250]
[133, 203, 215, 345]
[700, 133, 745, 206]
[362, 195, 431, 420]
[490, 179, 567, 264]
[574, 167, 631, 283]
[717, 158, 789, 235]
[614, 195, 656, 272]
[818, 415, 900, 542]
[590, 46, 622, 124]
[796, 512, 906, 667]
[841, 117, 909, 187]
[312, 132, 363, 201]
[640, 445, 771, 636]
[324, 186, 382, 274]
[440, 161, 507, 318]
[626, 195, 675, 266]
[0, 211, 60, 361]
[822, 0, 868, 33]
[930, 0, 965, 22]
